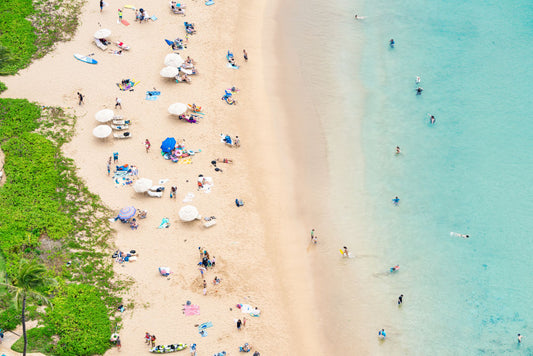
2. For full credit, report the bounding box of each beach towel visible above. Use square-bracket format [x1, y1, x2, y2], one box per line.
[199, 330, 208, 337]
[198, 321, 213, 330]
[124, 4, 135, 9]
[151, 15, 158, 21]
[179, 158, 192, 165]
[183, 192, 195, 202]
[205, 0, 215, 5]
[240, 304, 261, 316]
[158, 179, 169, 185]
[117, 80, 139, 91]
[183, 304, 200, 316]
[158, 218, 170, 229]
[121, 19, 130, 26]
[145, 91, 161, 100]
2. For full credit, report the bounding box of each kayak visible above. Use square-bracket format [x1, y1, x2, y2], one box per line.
[149, 344, 188, 353]
[74, 54, 97, 64]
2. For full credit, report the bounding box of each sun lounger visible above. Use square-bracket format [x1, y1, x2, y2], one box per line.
[147, 190, 163, 198]
[94, 38, 108, 51]
[203, 219, 217, 228]
[114, 132, 132, 139]
[111, 124, 129, 130]
[112, 119, 131, 125]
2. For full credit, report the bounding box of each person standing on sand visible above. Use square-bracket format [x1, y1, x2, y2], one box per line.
[99, 0, 103, 12]
[116, 336, 121, 349]
[311, 229, 315, 241]
[243, 49, 248, 61]
[145, 332, 151, 344]
[77, 92, 84, 105]
[107, 160, 111, 176]
[190, 343, 197, 355]
[242, 317, 247, 327]
[118, 8, 123, 22]
[145, 139, 151, 152]
[203, 280, 207, 295]
[115, 97, 122, 109]
[236, 319, 242, 330]
[151, 334, 156, 347]
[378, 329, 386, 339]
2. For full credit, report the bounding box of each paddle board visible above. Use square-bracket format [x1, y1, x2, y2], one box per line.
[74, 54, 97, 64]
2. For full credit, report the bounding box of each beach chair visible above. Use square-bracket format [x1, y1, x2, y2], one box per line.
[112, 119, 131, 125]
[203, 219, 216, 228]
[147, 190, 162, 198]
[94, 39, 108, 51]
[111, 124, 129, 130]
[113, 132, 132, 139]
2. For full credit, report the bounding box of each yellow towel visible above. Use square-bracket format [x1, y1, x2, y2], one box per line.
[179, 158, 192, 165]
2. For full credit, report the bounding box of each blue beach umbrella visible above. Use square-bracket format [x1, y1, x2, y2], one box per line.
[118, 206, 136, 220]
[161, 137, 177, 153]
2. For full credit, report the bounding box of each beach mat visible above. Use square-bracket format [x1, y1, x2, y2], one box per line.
[151, 15, 158, 21]
[121, 19, 130, 26]
[146, 91, 161, 100]
[183, 304, 200, 316]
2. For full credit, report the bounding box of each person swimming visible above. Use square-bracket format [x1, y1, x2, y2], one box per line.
[416, 76, 421, 84]
[430, 115, 436, 124]
[396, 146, 401, 154]
[416, 87, 424, 95]
[390, 265, 400, 272]
[389, 39, 395, 48]
[392, 196, 400, 206]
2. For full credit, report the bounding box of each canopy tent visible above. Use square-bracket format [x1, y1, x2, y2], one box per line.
[168, 103, 187, 115]
[160, 66, 179, 78]
[133, 178, 153, 193]
[179, 205, 199, 222]
[160, 137, 177, 153]
[94, 28, 112, 38]
[118, 206, 136, 220]
[95, 109, 114, 122]
[164, 53, 184, 67]
[93, 125, 112, 138]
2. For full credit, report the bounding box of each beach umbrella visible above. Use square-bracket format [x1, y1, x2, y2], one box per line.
[133, 178, 153, 193]
[160, 66, 179, 78]
[179, 205, 199, 222]
[160, 137, 177, 153]
[92, 125, 112, 138]
[168, 103, 187, 116]
[180, 68, 193, 75]
[94, 28, 111, 38]
[118, 206, 136, 220]
[95, 109, 114, 122]
[164, 53, 184, 67]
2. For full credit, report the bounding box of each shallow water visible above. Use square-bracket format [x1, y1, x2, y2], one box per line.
[281, 0, 533, 353]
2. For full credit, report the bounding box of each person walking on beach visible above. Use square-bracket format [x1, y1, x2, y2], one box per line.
[145, 332, 151, 344]
[99, 0, 103, 12]
[170, 186, 177, 198]
[77, 92, 84, 105]
[311, 229, 315, 241]
[236, 319, 242, 330]
[107, 160, 111, 176]
[115, 97, 122, 109]
[113, 152, 118, 163]
[118, 8, 123, 22]
[243, 49, 248, 61]
[145, 139, 151, 152]
[242, 317, 247, 327]
[116, 336, 121, 350]
[151, 334, 156, 347]
[203, 280, 207, 295]
[190, 343, 197, 356]
[398, 294, 403, 305]
[199, 266, 206, 277]
[378, 329, 386, 339]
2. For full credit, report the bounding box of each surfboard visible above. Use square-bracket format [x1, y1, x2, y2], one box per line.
[74, 54, 97, 64]
[124, 4, 135, 9]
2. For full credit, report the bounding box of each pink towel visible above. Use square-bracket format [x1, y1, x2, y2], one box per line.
[184, 304, 200, 316]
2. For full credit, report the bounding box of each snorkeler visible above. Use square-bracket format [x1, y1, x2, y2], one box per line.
[392, 196, 400, 206]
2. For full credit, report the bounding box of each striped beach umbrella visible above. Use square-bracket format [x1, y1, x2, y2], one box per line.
[118, 206, 136, 220]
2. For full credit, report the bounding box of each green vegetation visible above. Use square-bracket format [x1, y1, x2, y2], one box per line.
[1, 259, 56, 356]
[0, 81, 7, 93]
[0, 0, 84, 75]
[0, 100, 121, 355]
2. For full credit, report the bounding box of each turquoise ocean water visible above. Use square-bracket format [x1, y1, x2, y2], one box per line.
[281, 0, 533, 354]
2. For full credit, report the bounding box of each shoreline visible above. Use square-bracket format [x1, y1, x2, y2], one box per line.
[1, 0, 330, 354]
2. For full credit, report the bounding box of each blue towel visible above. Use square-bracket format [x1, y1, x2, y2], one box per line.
[205, 0, 215, 5]
[198, 321, 213, 330]
[151, 15, 158, 21]
[146, 91, 161, 100]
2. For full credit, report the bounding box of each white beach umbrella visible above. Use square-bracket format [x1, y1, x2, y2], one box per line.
[95, 109, 114, 122]
[179, 205, 199, 222]
[94, 28, 112, 38]
[180, 68, 193, 75]
[164, 53, 184, 67]
[168, 103, 187, 116]
[133, 178, 153, 193]
[160, 66, 179, 78]
[92, 125, 112, 138]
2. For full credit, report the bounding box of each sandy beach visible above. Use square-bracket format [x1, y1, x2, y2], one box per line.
[1, 0, 329, 354]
